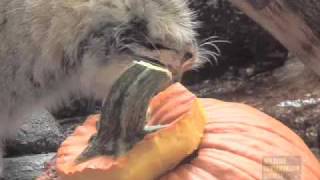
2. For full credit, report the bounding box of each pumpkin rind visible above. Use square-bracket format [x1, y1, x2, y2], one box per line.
[56, 83, 207, 180]
[51, 83, 320, 180]
[161, 98, 320, 180]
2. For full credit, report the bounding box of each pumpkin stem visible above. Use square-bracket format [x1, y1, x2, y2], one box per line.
[77, 61, 172, 162]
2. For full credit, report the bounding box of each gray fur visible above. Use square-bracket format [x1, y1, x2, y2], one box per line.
[0, 0, 199, 176]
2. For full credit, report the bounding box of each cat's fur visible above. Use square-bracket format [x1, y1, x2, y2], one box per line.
[0, 0, 200, 176]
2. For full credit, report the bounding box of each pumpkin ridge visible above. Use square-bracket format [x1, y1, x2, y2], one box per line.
[234, 126, 320, 175]
[200, 148, 262, 178]
[205, 122, 304, 152]
[205, 132, 300, 154]
[192, 156, 255, 180]
[201, 133, 320, 179]
[204, 121, 311, 152]
[205, 119, 320, 168]
[183, 164, 218, 180]
[174, 164, 209, 180]
[204, 115, 315, 158]
[199, 149, 260, 179]
[201, 134, 287, 165]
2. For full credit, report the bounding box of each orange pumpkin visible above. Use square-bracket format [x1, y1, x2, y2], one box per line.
[42, 81, 320, 180]
[159, 98, 320, 180]
[55, 83, 207, 180]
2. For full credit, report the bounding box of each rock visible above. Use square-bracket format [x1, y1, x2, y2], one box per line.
[3, 153, 55, 180]
[51, 96, 99, 119]
[311, 148, 320, 160]
[58, 116, 88, 137]
[5, 109, 64, 156]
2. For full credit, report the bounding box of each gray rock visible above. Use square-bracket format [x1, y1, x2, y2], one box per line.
[3, 153, 55, 180]
[6, 109, 64, 156]
[51, 96, 99, 119]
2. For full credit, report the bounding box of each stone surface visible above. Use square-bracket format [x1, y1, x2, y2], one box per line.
[3, 153, 55, 180]
[51, 96, 99, 119]
[5, 109, 64, 156]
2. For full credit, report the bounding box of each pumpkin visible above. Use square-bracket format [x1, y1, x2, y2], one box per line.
[55, 61, 207, 180]
[159, 98, 320, 180]
[40, 61, 320, 180]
